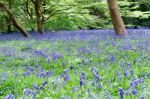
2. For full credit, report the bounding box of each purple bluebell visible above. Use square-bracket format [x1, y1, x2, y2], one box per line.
[37, 72, 46, 78]
[132, 88, 137, 95]
[72, 86, 76, 93]
[64, 75, 70, 81]
[125, 89, 130, 96]
[80, 72, 86, 80]
[97, 83, 102, 88]
[5, 94, 14, 99]
[32, 84, 40, 91]
[130, 70, 134, 76]
[42, 81, 48, 86]
[105, 91, 112, 99]
[23, 88, 32, 96]
[45, 70, 53, 77]
[140, 77, 145, 83]
[27, 66, 34, 72]
[94, 73, 100, 82]
[63, 96, 70, 99]
[38, 66, 43, 72]
[79, 80, 83, 87]
[118, 87, 124, 97]
[109, 54, 116, 62]
[141, 95, 145, 99]
[22, 71, 30, 77]
[52, 52, 63, 60]
[13, 72, 18, 77]
[123, 71, 128, 77]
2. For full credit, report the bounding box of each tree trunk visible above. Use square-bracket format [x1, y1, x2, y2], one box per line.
[0, 2, 29, 37]
[5, 16, 12, 33]
[6, 0, 13, 33]
[107, 0, 127, 36]
[32, 0, 44, 34]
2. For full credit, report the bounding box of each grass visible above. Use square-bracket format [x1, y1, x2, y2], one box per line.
[0, 29, 150, 99]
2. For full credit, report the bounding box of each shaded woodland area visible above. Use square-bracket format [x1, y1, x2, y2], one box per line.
[0, 0, 150, 36]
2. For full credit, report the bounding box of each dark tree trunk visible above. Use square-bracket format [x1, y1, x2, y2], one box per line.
[32, 0, 44, 34]
[6, 0, 13, 33]
[0, 2, 29, 37]
[107, 0, 127, 36]
[5, 16, 12, 33]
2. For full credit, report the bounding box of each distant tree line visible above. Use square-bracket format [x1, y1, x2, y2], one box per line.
[0, 0, 150, 36]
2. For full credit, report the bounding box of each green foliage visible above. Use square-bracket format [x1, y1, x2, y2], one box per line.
[119, 0, 150, 27]
[44, 0, 109, 30]
[0, 0, 150, 33]
[0, 0, 111, 32]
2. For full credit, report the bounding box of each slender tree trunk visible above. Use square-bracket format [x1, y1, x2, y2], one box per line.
[7, 0, 13, 33]
[32, 0, 44, 34]
[0, 2, 29, 37]
[107, 0, 127, 36]
[5, 16, 12, 33]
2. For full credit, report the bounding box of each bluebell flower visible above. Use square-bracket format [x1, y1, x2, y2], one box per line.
[80, 72, 86, 80]
[79, 80, 83, 87]
[64, 75, 70, 81]
[105, 91, 112, 99]
[140, 77, 145, 83]
[109, 55, 116, 62]
[22, 71, 30, 77]
[97, 83, 102, 88]
[52, 52, 63, 60]
[27, 66, 34, 72]
[23, 88, 32, 96]
[38, 66, 43, 72]
[45, 70, 53, 77]
[141, 95, 145, 99]
[5, 94, 14, 99]
[130, 70, 134, 76]
[13, 72, 18, 77]
[72, 86, 76, 93]
[125, 89, 130, 96]
[127, 63, 131, 68]
[94, 73, 100, 82]
[132, 88, 137, 95]
[123, 71, 128, 77]
[63, 96, 70, 99]
[42, 81, 48, 86]
[32, 84, 40, 91]
[32, 91, 37, 99]
[37, 72, 46, 78]
[63, 69, 69, 75]
[118, 87, 124, 97]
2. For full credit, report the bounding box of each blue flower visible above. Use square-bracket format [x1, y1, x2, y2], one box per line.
[105, 91, 112, 99]
[64, 75, 70, 81]
[118, 87, 124, 97]
[23, 88, 32, 96]
[32, 84, 40, 91]
[79, 80, 83, 87]
[5, 94, 14, 99]
[80, 72, 86, 80]
[130, 70, 134, 76]
[141, 95, 145, 99]
[125, 89, 130, 96]
[72, 86, 76, 93]
[132, 88, 137, 95]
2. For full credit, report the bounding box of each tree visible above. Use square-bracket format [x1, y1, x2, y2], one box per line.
[31, 0, 44, 34]
[0, 1, 29, 37]
[107, 0, 127, 36]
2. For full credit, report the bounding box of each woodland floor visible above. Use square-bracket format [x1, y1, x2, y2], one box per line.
[0, 29, 150, 99]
